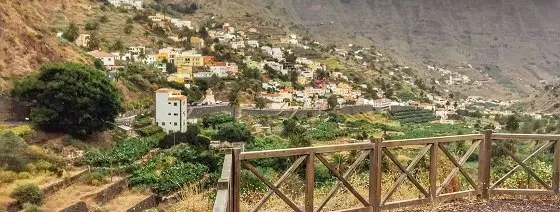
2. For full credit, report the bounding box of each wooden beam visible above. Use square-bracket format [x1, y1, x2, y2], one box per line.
[382, 134, 483, 148]
[479, 130, 492, 200]
[429, 142, 438, 202]
[243, 162, 302, 211]
[490, 141, 553, 189]
[490, 188, 554, 196]
[240, 143, 374, 160]
[232, 148, 241, 212]
[315, 154, 370, 207]
[218, 154, 232, 190]
[437, 140, 481, 195]
[554, 141, 560, 193]
[331, 206, 373, 212]
[381, 145, 431, 205]
[372, 138, 383, 212]
[251, 155, 307, 212]
[305, 153, 315, 212]
[213, 189, 230, 212]
[494, 142, 552, 190]
[438, 143, 477, 190]
[315, 150, 370, 212]
[492, 133, 560, 140]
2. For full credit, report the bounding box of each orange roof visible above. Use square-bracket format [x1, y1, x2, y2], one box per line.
[214, 62, 227, 66]
[88, 50, 114, 58]
[168, 95, 187, 101]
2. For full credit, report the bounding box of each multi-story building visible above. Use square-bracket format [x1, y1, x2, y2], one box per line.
[155, 88, 188, 134]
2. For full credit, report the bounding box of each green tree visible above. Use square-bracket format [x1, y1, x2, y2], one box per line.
[327, 95, 339, 110]
[13, 62, 122, 137]
[87, 33, 101, 51]
[228, 89, 241, 118]
[505, 115, 520, 132]
[124, 24, 133, 34]
[62, 22, 79, 42]
[109, 39, 125, 52]
[282, 119, 306, 138]
[254, 96, 267, 110]
[214, 122, 252, 143]
[10, 184, 43, 205]
[93, 58, 105, 70]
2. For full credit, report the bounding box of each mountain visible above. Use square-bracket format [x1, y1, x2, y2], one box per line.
[206, 0, 560, 98]
[0, 0, 95, 93]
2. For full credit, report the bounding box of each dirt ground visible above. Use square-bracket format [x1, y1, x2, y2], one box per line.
[433, 199, 560, 212]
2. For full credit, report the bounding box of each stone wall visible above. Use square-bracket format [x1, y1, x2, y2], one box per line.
[40, 169, 89, 195]
[88, 177, 129, 205]
[125, 195, 158, 212]
[58, 201, 88, 212]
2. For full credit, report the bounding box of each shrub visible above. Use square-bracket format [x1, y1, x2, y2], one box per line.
[10, 184, 44, 205]
[85, 20, 100, 30]
[81, 171, 109, 186]
[214, 122, 252, 143]
[22, 203, 42, 212]
[18, 172, 32, 180]
[137, 125, 164, 137]
[0, 171, 18, 184]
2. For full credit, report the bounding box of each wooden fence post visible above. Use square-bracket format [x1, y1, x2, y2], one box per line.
[232, 148, 241, 212]
[305, 153, 315, 212]
[553, 140, 560, 193]
[479, 130, 492, 200]
[370, 138, 382, 212]
[429, 142, 438, 202]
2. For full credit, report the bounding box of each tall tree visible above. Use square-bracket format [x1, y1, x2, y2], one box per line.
[327, 95, 339, 110]
[62, 22, 79, 42]
[505, 115, 520, 132]
[254, 96, 267, 110]
[13, 62, 122, 137]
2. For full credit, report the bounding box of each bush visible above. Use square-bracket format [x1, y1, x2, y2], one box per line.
[18, 172, 32, 180]
[22, 203, 42, 212]
[0, 171, 18, 184]
[81, 171, 109, 186]
[85, 20, 100, 30]
[214, 122, 252, 143]
[202, 112, 234, 128]
[10, 184, 44, 205]
[137, 125, 164, 137]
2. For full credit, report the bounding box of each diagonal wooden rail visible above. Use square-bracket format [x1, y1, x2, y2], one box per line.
[213, 131, 560, 212]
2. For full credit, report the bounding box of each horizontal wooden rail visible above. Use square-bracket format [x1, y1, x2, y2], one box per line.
[492, 133, 560, 140]
[382, 134, 483, 147]
[215, 132, 560, 212]
[240, 142, 374, 160]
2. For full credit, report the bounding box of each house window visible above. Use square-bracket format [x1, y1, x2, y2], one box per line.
[174, 113, 178, 116]
[174, 103, 177, 106]
[174, 122, 177, 126]
[168, 113, 171, 115]
[168, 102, 171, 104]
[162, 122, 165, 126]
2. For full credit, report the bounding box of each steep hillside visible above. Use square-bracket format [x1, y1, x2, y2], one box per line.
[519, 83, 560, 114]
[0, 0, 96, 93]
[202, 0, 560, 97]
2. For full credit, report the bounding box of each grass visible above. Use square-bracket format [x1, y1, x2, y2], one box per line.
[0, 172, 57, 205]
[99, 188, 151, 211]
[161, 186, 214, 212]
[42, 176, 123, 211]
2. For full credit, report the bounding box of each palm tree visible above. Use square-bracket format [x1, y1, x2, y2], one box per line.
[228, 89, 241, 118]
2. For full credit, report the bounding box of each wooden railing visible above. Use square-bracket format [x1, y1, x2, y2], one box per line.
[212, 131, 560, 211]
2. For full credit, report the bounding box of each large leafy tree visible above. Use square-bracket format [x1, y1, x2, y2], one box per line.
[505, 115, 520, 132]
[214, 122, 252, 143]
[13, 62, 122, 137]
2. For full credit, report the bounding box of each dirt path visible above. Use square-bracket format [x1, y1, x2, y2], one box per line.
[434, 200, 560, 212]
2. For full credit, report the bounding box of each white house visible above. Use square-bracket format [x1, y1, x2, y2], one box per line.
[231, 41, 245, 49]
[75, 34, 90, 47]
[170, 18, 193, 29]
[264, 61, 285, 74]
[88, 50, 116, 67]
[155, 88, 188, 134]
[128, 46, 146, 54]
[371, 98, 392, 108]
[247, 40, 259, 48]
[271, 48, 283, 60]
[108, 0, 143, 9]
[193, 72, 214, 78]
[261, 46, 272, 55]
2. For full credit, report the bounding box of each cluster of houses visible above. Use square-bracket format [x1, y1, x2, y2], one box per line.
[107, 0, 143, 10]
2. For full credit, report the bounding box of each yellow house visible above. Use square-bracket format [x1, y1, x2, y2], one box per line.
[167, 74, 185, 83]
[297, 76, 310, 85]
[155, 53, 169, 61]
[174, 53, 204, 67]
[176, 66, 193, 79]
[190, 37, 204, 49]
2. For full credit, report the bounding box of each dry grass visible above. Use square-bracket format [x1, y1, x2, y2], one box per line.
[99, 188, 151, 211]
[42, 176, 123, 211]
[162, 186, 214, 212]
[0, 172, 58, 205]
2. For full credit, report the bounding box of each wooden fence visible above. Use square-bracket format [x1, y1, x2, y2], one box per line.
[213, 131, 560, 211]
